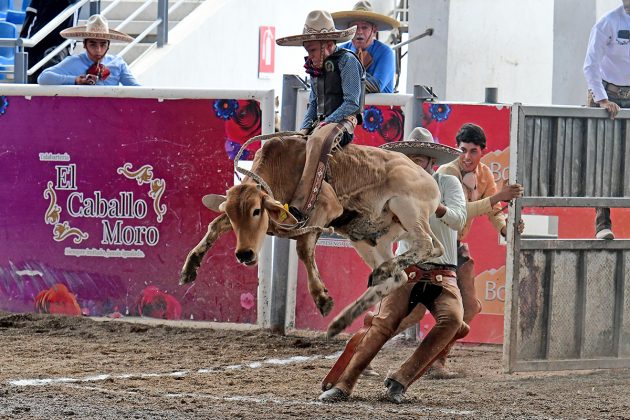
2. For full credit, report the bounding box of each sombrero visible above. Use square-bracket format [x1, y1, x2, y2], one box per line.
[332, 1, 400, 32]
[60, 14, 134, 43]
[379, 127, 461, 165]
[276, 10, 356, 47]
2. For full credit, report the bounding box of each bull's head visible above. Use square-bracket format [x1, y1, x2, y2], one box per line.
[202, 184, 297, 266]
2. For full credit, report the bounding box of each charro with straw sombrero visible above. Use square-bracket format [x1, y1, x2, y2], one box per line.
[331, 1, 400, 31]
[276, 10, 357, 47]
[60, 14, 133, 43]
[380, 127, 461, 165]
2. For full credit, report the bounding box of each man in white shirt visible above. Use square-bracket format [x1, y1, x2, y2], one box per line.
[583, 0, 630, 240]
[318, 128, 468, 404]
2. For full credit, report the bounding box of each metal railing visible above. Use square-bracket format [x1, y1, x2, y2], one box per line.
[0, 0, 172, 83]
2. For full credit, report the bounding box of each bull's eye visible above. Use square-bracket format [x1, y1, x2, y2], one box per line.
[253, 208, 261, 217]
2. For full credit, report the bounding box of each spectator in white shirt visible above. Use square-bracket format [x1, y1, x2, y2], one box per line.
[583, 0, 630, 240]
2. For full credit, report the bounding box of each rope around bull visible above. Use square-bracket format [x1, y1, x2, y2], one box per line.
[232, 132, 335, 238]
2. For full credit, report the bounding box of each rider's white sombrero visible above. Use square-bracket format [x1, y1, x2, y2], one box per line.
[276, 10, 356, 47]
[60, 14, 134, 43]
[332, 1, 400, 32]
[380, 127, 461, 165]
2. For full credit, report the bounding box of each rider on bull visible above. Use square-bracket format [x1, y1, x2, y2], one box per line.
[276, 10, 365, 225]
[318, 127, 469, 403]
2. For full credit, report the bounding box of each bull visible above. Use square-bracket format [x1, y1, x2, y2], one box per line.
[180, 131, 443, 337]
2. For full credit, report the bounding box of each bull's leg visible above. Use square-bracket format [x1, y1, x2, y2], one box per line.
[295, 232, 334, 317]
[328, 270, 407, 338]
[180, 214, 232, 285]
[369, 196, 442, 287]
[327, 236, 406, 337]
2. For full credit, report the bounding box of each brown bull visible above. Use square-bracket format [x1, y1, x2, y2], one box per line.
[180, 129, 443, 337]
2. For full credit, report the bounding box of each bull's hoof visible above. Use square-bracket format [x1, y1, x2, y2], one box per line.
[318, 296, 334, 317]
[179, 271, 196, 285]
[318, 387, 348, 403]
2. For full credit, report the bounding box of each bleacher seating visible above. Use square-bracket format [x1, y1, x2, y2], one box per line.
[0, 0, 15, 20]
[4, 0, 28, 25]
[0, 20, 17, 80]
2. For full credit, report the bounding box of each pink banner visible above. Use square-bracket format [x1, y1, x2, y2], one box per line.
[0, 94, 262, 322]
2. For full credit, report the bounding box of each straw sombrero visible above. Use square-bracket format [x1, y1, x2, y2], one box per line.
[332, 1, 400, 32]
[60, 14, 134, 43]
[276, 10, 356, 47]
[380, 127, 461, 165]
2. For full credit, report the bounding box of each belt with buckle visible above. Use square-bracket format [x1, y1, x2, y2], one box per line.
[603, 81, 630, 98]
[404, 265, 457, 287]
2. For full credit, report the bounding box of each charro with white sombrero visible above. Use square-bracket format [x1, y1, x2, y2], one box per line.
[319, 128, 469, 403]
[275, 10, 364, 226]
[380, 127, 462, 165]
[38, 14, 140, 86]
[331, 1, 399, 93]
[60, 14, 134, 43]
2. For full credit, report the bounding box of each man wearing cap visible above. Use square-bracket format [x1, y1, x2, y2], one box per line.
[38, 14, 139, 86]
[318, 127, 468, 403]
[276, 10, 364, 225]
[332, 1, 398, 93]
[583, 0, 630, 240]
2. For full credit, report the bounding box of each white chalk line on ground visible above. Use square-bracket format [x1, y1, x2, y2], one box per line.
[61, 383, 475, 416]
[7, 353, 341, 387]
[8, 352, 476, 416]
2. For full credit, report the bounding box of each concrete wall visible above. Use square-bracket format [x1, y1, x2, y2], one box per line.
[406, 0, 625, 105]
[134, 0, 363, 95]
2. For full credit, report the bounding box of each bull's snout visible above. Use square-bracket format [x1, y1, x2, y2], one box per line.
[236, 249, 256, 265]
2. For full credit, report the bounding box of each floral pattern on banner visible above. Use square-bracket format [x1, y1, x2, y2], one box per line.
[134, 286, 182, 320]
[0, 96, 8, 116]
[213, 99, 262, 161]
[427, 103, 452, 123]
[35, 283, 82, 316]
[354, 105, 404, 147]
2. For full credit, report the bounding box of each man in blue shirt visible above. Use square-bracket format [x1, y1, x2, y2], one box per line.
[276, 10, 364, 224]
[38, 14, 139, 86]
[332, 1, 398, 93]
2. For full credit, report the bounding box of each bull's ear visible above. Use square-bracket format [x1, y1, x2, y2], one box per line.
[202, 194, 227, 212]
[263, 199, 298, 225]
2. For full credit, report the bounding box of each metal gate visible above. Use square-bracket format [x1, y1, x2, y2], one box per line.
[504, 105, 630, 372]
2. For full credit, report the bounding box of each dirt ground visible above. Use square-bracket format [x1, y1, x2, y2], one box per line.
[0, 312, 628, 420]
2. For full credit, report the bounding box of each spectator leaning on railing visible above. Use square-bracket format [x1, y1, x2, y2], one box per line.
[583, 0, 630, 240]
[38, 14, 140, 86]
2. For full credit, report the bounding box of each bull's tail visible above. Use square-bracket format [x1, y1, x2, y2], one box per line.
[428, 228, 445, 259]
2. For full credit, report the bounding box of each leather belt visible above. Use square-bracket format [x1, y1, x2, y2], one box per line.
[404, 265, 457, 287]
[603, 80, 630, 98]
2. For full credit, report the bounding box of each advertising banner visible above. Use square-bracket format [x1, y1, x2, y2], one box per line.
[0, 94, 262, 323]
[294, 103, 511, 343]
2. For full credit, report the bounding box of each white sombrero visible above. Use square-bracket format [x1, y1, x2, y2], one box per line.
[276, 10, 356, 47]
[60, 14, 134, 43]
[332, 1, 400, 32]
[380, 127, 461, 165]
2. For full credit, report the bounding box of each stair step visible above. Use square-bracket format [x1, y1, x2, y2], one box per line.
[77, 19, 178, 37]
[98, 0, 202, 22]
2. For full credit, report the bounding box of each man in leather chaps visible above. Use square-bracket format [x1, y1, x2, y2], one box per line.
[318, 128, 469, 403]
